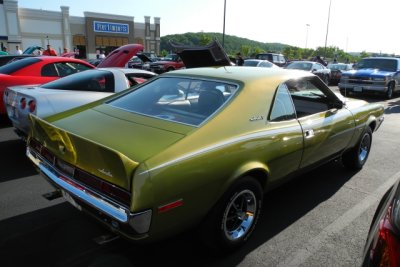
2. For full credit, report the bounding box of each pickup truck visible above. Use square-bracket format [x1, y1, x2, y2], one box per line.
[148, 54, 185, 74]
[338, 57, 400, 99]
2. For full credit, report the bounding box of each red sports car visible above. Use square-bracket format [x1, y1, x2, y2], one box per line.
[0, 57, 94, 115]
[0, 43, 145, 115]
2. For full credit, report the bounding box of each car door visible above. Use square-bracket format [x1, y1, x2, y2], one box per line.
[286, 77, 355, 168]
[266, 83, 304, 183]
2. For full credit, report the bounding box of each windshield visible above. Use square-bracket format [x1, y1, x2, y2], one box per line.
[108, 77, 239, 126]
[41, 70, 115, 92]
[286, 62, 312, 71]
[243, 60, 259, 67]
[328, 64, 349, 71]
[356, 58, 398, 72]
[0, 57, 41, 74]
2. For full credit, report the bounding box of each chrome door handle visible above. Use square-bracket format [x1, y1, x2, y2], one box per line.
[305, 129, 315, 138]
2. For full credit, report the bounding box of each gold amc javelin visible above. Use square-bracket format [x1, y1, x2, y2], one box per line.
[27, 66, 384, 251]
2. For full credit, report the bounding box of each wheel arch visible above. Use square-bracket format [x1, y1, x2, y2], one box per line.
[225, 161, 270, 193]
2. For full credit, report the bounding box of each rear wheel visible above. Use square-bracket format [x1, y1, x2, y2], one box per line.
[342, 127, 372, 170]
[199, 176, 263, 252]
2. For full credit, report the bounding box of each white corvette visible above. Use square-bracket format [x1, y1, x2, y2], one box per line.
[3, 68, 156, 139]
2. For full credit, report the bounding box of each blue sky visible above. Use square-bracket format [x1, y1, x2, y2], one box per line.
[18, 0, 400, 55]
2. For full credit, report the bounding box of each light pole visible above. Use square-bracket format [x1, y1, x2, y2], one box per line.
[305, 24, 310, 49]
[222, 0, 226, 48]
[324, 0, 332, 58]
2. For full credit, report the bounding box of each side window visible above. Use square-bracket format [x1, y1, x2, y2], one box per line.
[286, 77, 329, 118]
[55, 62, 92, 77]
[269, 83, 296, 122]
[41, 64, 58, 77]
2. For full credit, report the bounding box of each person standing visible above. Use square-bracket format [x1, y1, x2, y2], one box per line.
[0, 47, 8, 55]
[15, 45, 23, 55]
[43, 44, 58, 56]
[236, 52, 244, 66]
[99, 51, 106, 59]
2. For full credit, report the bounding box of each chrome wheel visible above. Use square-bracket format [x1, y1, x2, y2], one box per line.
[358, 132, 371, 163]
[222, 189, 257, 241]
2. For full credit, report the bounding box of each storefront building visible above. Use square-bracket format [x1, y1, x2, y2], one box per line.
[0, 0, 160, 58]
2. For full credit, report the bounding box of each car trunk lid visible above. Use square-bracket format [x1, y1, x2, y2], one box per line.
[29, 109, 186, 191]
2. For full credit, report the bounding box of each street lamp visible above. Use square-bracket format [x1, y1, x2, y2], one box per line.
[305, 24, 310, 49]
[222, 0, 226, 48]
[324, 0, 332, 58]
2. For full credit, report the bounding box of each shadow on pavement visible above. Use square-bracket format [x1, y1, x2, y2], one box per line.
[0, 160, 357, 267]
[0, 139, 38, 182]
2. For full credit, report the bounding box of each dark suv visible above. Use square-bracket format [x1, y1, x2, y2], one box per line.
[255, 53, 287, 67]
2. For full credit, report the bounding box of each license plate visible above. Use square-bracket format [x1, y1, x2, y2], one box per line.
[353, 86, 362, 92]
[62, 190, 82, 211]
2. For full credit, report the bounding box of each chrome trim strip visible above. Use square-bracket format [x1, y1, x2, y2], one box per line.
[27, 148, 129, 223]
[143, 125, 302, 174]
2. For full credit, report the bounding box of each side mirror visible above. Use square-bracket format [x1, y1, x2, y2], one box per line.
[330, 100, 344, 109]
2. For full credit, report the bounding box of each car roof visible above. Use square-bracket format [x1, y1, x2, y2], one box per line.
[166, 66, 311, 84]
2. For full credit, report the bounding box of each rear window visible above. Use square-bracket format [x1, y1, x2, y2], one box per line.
[0, 57, 41, 74]
[108, 77, 239, 126]
[41, 69, 115, 92]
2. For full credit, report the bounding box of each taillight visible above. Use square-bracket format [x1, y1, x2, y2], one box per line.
[28, 100, 36, 112]
[370, 201, 400, 266]
[20, 98, 26, 109]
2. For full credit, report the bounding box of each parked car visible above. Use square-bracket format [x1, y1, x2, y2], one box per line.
[0, 54, 36, 67]
[338, 57, 400, 99]
[0, 43, 145, 115]
[362, 178, 400, 266]
[27, 66, 384, 251]
[255, 53, 287, 67]
[23, 45, 43, 55]
[4, 68, 156, 139]
[285, 60, 331, 84]
[148, 54, 184, 73]
[243, 59, 280, 68]
[327, 63, 353, 85]
[0, 57, 95, 115]
[128, 53, 157, 69]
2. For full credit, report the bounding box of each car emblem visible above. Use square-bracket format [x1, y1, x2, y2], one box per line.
[249, 115, 264, 122]
[98, 168, 113, 178]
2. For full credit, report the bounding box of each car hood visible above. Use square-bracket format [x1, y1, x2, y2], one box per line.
[169, 40, 231, 68]
[97, 44, 144, 68]
[344, 69, 394, 77]
[29, 108, 186, 190]
[136, 53, 153, 63]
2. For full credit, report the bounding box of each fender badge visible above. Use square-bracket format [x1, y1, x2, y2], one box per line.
[249, 115, 264, 122]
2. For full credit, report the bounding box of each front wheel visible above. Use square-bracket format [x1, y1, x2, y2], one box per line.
[386, 82, 394, 99]
[342, 127, 372, 170]
[199, 176, 263, 252]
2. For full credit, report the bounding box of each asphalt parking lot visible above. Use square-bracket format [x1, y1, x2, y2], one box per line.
[1, 88, 399, 267]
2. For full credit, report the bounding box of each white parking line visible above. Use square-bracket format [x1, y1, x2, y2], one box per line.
[277, 169, 400, 267]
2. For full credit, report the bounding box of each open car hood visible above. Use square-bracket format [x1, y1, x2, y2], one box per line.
[169, 40, 231, 68]
[97, 44, 144, 68]
[136, 53, 153, 63]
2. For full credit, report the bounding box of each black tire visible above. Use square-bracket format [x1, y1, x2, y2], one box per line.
[342, 127, 372, 170]
[323, 75, 329, 85]
[199, 176, 263, 252]
[386, 82, 394, 99]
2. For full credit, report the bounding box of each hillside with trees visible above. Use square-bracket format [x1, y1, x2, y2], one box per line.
[160, 32, 395, 63]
